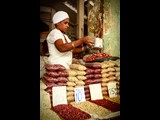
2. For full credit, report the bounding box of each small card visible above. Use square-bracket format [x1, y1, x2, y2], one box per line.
[52, 86, 67, 106]
[107, 82, 117, 98]
[74, 87, 86, 103]
[89, 83, 103, 100]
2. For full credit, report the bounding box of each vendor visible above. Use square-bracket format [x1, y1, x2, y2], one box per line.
[46, 11, 95, 69]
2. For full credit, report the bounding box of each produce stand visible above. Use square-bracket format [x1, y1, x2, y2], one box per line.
[40, 53, 120, 120]
[40, 80, 120, 120]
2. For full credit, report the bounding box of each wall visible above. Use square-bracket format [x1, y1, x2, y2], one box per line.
[40, 6, 56, 31]
[103, 0, 120, 57]
[88, 0, 103, 37]
[88, 0, 120, 57]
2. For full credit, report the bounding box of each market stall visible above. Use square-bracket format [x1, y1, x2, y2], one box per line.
[40, 52, 120, 120]
[40, 0, 120, 119]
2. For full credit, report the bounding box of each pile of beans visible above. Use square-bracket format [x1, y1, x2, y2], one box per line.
[90, 99, 120, 112]
[71, 101, 112, 117]
[51, 104, 91, 120]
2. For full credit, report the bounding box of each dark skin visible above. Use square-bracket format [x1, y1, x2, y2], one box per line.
[54, 18, 95, 53]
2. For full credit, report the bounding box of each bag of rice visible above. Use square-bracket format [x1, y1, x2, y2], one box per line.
[102, 73, 110, 78]
[70, 64, 87, 71]
[66, 86, 74, 91]
[76, 70, 86, 76]
[66, 69, 77, 76]
[75, 81, 85, 86]
[102, 78, 110, 82]
[67, 76, 79, 82]
[67, 91, 74, 97]
[101, 82, 107, 87]
[66, 82, 76, 86]
[77, 76, 87, 81]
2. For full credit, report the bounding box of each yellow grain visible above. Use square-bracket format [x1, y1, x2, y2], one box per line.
[71, 101, 112, 117]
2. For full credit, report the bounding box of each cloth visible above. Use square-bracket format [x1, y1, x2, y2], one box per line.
[46, 28, 72, 69]
[52, 11, 69, 24]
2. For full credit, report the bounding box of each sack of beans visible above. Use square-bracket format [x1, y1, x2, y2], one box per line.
[70, 64, 87, 71]
[45, 64, 66, 71]
[66, 69, 77, 76]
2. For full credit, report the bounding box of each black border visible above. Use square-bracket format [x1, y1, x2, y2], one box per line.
[120, 0, 160, 119]
[1, 0, 40, 119]
[2, 0, 159, 119]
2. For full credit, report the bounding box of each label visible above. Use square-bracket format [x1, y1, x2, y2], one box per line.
[89, 83, 103, 100]
[74, 87, 86, 103]
[52, 86, 67, 106]
[107, 82, 117, 98]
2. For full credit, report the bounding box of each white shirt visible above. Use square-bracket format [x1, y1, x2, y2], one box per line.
[46, 28, 72, 69]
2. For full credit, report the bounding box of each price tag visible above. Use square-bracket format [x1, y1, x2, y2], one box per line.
[107, 82, 117, 98]
[74, 87, 85, 103]
[52, 86, 67, 106]
[89, 83, 103, 100]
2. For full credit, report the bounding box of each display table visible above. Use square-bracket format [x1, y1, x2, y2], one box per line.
[40, 56, 120, 120]
[40, 80, 120, 120]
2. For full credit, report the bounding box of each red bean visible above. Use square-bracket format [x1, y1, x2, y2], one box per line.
[51, 104, 91, 120]
[90, 99, 120, 112]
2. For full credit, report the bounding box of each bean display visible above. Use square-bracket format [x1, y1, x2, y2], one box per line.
[83, 53, 110, 62]
[41, 60, 120, 120]
[71, 101, 112, 117]
[90, 99, 120, 112]
[45, 64, 66, 71]
[52, 104, 91, 120]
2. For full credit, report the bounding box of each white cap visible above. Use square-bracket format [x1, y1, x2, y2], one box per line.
[52, 11, 69, 24]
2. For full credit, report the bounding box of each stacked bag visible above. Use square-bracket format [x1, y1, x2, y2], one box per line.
[41, 60, 120, 107]
[100, 60, 120, 97]
[83, 60, 120, 99]
[66, 64, 87, 103]
[42, 64, 69, 107]
[84, 62, 102, 100]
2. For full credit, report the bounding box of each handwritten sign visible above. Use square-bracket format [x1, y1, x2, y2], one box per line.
[52, 86, 67, 106]
[74, 87, 86, 103]
[107, 82, 117, 98]
[89, 83, 103, 100]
